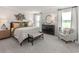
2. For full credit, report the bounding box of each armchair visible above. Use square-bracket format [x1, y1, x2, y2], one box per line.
[58, 28, 75, 43]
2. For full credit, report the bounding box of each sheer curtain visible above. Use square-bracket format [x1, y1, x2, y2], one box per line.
[58, 7, 78, 40]
[57, 10, 62, 36]
[71, 7, 78, 40]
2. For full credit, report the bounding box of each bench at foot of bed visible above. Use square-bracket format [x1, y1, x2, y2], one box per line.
[28, 33, 44, 45]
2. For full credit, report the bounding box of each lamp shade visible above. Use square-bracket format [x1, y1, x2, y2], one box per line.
[0, 19, 7, 25]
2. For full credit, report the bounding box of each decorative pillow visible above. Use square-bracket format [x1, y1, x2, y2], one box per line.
[28, 21, 33, 27]
[13, 23, 20, 28]
[20, 22, 24, 27]
[24, 22, 28, 27]
[63, 28, 73, 34]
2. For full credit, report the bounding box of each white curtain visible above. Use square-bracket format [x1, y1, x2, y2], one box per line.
[58, 7, 78, 40]
[71, 7, 78, 40]
[58, 10, 62, 29]
[57, 10, 62, 36]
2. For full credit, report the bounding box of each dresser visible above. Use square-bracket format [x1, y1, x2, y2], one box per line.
[0, 29, 10, 39]
[42, 24, 55, 35]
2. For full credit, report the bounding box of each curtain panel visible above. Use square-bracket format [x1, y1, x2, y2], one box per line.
[57, 7, 78, 40]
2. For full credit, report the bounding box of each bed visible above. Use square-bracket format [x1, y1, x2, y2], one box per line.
[10, 21, 28, 36]
[13, 27, 40, 45]
[10, 21, 40, 45]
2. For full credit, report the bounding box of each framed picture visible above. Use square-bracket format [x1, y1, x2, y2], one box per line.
[15, 13, 25, 21]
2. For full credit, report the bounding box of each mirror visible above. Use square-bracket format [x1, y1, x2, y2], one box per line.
[45, 14, 56, 25]
[45, 15, 53, 24]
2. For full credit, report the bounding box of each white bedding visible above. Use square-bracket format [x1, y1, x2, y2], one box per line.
[14, 27, 40, 44]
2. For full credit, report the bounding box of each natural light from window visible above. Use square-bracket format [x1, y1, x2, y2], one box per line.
[35, 14, 40, 27]
[62, 11, 71, 31]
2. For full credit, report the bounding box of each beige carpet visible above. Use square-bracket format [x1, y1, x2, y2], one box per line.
[0, 34, 79, 53]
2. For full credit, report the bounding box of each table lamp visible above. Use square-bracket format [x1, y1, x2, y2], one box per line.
[0, 19, 7, 30]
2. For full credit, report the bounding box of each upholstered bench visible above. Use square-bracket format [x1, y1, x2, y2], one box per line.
[28, 33, 44, 45]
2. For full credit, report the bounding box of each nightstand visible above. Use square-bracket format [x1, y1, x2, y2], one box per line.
[0, 29, 10, 39]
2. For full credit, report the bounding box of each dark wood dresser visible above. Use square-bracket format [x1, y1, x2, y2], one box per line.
[42, 24, 55, 35]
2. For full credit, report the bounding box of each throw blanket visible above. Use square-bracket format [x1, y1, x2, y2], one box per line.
[14, 27, 40, 44]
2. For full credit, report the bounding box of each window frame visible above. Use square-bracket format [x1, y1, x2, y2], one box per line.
[61, 10, 72, 31]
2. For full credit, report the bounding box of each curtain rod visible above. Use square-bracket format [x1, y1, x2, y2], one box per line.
[58, 6, 78, 11]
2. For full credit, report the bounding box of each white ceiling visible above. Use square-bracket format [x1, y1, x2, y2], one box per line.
[0, 6, 71, 12]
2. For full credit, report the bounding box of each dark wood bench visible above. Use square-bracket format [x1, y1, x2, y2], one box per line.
[28, 33, 44, 45]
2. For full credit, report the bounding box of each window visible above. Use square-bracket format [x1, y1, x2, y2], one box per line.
[34, 14, 40, 27]
[62, 11, 71, 31]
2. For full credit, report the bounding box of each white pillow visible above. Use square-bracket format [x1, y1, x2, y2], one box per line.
[63, 28, 73, 34]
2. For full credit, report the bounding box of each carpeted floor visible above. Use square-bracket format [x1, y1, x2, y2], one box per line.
[0, 34, 79, 53]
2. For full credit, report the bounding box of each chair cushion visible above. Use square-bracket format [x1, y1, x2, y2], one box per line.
[63, 28, 74, 34]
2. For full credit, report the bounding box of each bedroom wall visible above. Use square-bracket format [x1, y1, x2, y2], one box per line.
[0, 7, 39, 29]
[0, 7, 18, 29]
[16, 11, 41, 28]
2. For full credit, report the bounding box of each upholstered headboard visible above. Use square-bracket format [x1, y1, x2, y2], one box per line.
[10, 21, 28, 35]
[11, 21, 28, 28]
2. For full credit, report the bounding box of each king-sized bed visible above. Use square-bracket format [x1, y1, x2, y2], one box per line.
[10, 21, 41, 45]
[13, 27, 40, 45]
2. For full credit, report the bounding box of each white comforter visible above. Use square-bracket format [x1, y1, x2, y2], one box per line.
[14, 27, 40, 44]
